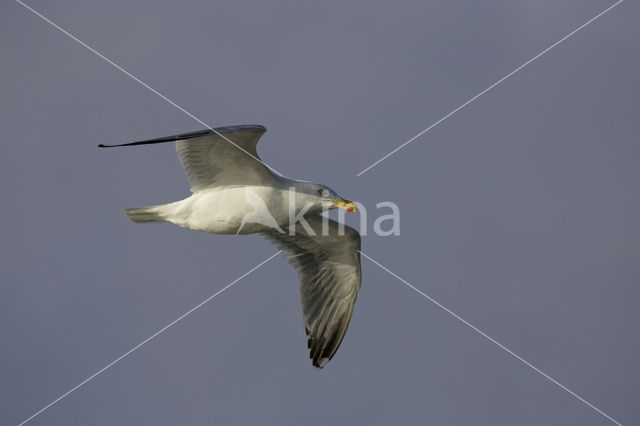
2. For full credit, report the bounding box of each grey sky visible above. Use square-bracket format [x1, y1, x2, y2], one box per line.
[2, 1, 638, 425]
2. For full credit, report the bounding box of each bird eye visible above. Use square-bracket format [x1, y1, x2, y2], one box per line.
[319, 188, 330, 197]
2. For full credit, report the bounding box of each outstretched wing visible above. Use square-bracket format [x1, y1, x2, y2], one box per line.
[100, 125, 277, 191]
[261, 215, 361, 368]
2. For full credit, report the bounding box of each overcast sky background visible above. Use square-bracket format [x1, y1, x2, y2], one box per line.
[1, 1, 638, 425]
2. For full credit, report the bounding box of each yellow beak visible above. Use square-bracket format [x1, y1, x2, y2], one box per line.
[331, 199, 357, 212]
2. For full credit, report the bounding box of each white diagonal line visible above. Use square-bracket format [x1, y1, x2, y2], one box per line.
[17, 250, 282, 426]
[356, 0, 623, 176]
[358, 250, 622, 426]
[15, 0, 284, 177]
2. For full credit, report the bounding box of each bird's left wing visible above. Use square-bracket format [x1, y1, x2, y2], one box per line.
[261, 215, 361, 368]
[99, 125, 277, 191]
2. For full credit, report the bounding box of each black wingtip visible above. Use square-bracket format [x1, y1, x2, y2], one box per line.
[97, 140, 163, 148]
[97, 125, 267, 149]
[98, 143, 130, 148]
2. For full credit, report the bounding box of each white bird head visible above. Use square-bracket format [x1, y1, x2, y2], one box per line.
[291, 181, 358, 215]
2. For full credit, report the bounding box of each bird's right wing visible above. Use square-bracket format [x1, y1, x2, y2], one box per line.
[100, 125, 277, 191]
[261, 216, 361, 368]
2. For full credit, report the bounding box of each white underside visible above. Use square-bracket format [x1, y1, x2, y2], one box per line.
[155, 185, 292, 234]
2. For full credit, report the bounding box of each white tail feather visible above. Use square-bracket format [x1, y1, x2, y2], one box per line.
[125, 206, 166, 223]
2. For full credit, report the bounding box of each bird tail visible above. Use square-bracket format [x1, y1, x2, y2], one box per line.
[124, 206, 167, 223]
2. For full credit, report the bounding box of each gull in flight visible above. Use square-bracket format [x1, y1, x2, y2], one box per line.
[100, 125, 361, 368]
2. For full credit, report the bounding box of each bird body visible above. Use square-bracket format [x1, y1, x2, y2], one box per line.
[126, 185, 287, 234]
[101, 125, 361, 368]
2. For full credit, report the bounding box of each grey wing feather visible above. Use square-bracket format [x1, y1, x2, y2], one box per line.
[261, 216, 361, 368]
[99, 125, 275, 191]
[175, 125, 276, 191]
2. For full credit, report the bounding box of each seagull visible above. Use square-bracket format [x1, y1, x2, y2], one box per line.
[100, 125, 361, 368]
